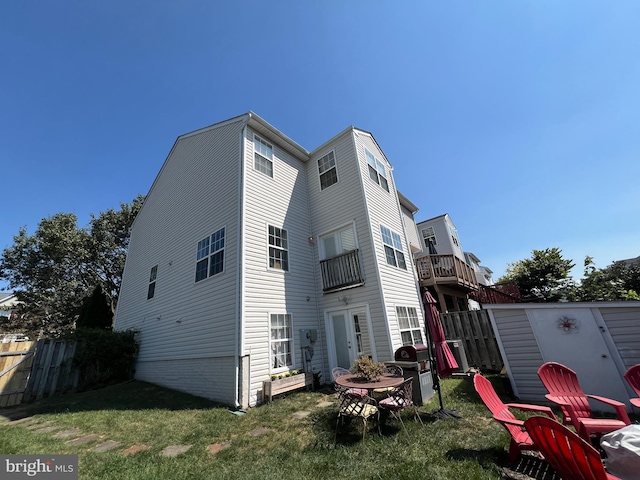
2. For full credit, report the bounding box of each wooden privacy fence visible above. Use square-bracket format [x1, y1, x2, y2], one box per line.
[440, 309, 504, 372]
[0, 339, 78, 407]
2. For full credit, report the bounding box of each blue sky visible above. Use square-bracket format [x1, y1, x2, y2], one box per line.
[1, 1, 639, 287]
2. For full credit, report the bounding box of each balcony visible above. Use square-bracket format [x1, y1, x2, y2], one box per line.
[320, 249, 364, 292]
[415, 254, 479, 291]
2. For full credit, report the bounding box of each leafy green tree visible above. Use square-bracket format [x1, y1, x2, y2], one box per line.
[499, 248, 575, 301]
[0, 196, 143, 337]
[574, 256, 640, 301]
[77, 285, 113, 330]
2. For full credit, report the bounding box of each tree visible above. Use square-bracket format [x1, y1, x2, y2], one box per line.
[77, 285, 113, 330]
[0, 196, 143, 337]
[573, 256, 640, 301]
[499, 248, 575, 302]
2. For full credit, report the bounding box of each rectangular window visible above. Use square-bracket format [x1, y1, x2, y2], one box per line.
[195, 227, 225, 282]
[421, 226, 437, 249]
[270, 313, 292, 370]
[318, 151, 338, 190]
[254, 135, 273, 177]
[365, 149, 389, 192]
[449, 226, 460, 247]
[397, 306, 424, 346]
[381, 226, 407, 269]
[147, 265, 158, 299]
[268, 225, 289, 271]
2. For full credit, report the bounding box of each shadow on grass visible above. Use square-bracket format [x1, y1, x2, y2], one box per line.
[447, 448, 559, 480]
[0, 380, 224, 420]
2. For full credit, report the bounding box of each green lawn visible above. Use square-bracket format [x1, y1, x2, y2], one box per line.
[0, 375, 568, 479]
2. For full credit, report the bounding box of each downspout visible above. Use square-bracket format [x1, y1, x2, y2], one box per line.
[233, 125, 247, 409]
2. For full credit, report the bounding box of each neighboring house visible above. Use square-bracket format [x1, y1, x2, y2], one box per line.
[114, 112, 425, 408]
[615, 255, 640, 267]
[0, 292, 18, 321]
[464, 252, 494, 286]
[414, 214, 479, 312]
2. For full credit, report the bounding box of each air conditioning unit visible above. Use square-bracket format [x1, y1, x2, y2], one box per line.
[446, 339, 470, 373]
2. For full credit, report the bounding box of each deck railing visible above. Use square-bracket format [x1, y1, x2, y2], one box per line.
[320, 249, 364, 292]
[415, 254, 479, 291]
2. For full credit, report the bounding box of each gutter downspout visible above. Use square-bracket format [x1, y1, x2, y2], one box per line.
[233, 125, 247, 409]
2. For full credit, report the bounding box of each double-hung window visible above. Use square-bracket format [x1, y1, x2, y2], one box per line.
[421, 226, 437, 250]
[380, 225, 407, 269]
[365, 149, 389, 192]
[397, 306, 424, 346]
[195, 227, 225, 282]
[268, 225, 289, 271]
[318, 151, 338, 190]
[270, 313, 292, 370]
[254, 135, 273, 177]
[147, 265, 158, 300]
[449, 226, 460, 247]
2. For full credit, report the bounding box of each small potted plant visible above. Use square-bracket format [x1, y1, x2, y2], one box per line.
[350, 356, 385, 382]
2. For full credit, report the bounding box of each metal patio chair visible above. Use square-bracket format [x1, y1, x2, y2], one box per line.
[335, 389, 380, 442]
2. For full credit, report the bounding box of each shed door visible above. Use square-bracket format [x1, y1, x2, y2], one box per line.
[527, 308, 630, 408]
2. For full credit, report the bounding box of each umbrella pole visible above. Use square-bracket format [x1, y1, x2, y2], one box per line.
[423, 293, 461, 421]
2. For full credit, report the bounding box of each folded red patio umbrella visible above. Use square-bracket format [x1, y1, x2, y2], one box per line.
[423, 290, 458, 377]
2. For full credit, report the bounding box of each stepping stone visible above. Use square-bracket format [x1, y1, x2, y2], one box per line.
[248, 427, 270, 437]
[34, 426, 62, 434]
[53, 428, 82, 439]
[161, 445, 192, 457]
[91, 440, 121, 452]
[122, 444, 151, 456]
[7, 417, 38, 426]
[316, 401, 333, 408]
[26, 421, 53, 430]
[207, 442, 231, 455]
[67, 434, 101, 446]
[293, 411, 311, 420]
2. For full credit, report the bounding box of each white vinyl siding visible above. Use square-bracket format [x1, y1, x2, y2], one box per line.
[115, 118, 243, 366]
[242, 126, 318, 405]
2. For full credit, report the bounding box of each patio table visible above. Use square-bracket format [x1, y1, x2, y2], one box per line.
[335, 373, 403, 395]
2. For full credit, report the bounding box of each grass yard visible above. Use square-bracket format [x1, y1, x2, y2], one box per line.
[0, 375, 586, 479]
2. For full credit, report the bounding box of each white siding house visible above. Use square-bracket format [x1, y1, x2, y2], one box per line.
[114, 112, 425, 408]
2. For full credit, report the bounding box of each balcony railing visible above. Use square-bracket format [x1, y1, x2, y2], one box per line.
[415, 254, 479, 291]
[320, 249, 364, 292]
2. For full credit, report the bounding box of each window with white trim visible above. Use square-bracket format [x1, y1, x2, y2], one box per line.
[268, 225, 289, 271]
[365, 149, 389, 192]
[449, 225, 460, 247]
[270, 313, 292, 370]
[319, 224, 356, 260]
[195, 227, 225, 282]
[147, 265, 158, 300]
[318, 151, 338, 190]
[254, 135, 273, 177]
[380, 225, 407, 269]
[421, 226, 437, 249]
[397, 306, 423, 346]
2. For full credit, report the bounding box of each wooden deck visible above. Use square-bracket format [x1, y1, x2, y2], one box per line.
[415, 254, 479, 291]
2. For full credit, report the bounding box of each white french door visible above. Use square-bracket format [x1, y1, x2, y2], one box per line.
[328, 308, 367, 370]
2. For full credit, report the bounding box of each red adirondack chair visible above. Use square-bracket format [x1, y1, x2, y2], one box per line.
[473, 374, 557, 464]
[524, 415, 621, 480]
[537, 362, 631, 441]
[623, 364, 640, 408]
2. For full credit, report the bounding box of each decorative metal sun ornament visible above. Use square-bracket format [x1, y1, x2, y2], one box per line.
[557, 316, 579, 333]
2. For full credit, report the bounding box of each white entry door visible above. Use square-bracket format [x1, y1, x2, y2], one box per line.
[328, 309, 366, 370]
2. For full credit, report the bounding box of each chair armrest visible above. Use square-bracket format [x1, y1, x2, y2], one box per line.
[506, 403, 557, 420]
[493, 415, 524, 427]
[586, 394, 631, 424]
[544, 394, 570, 406]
